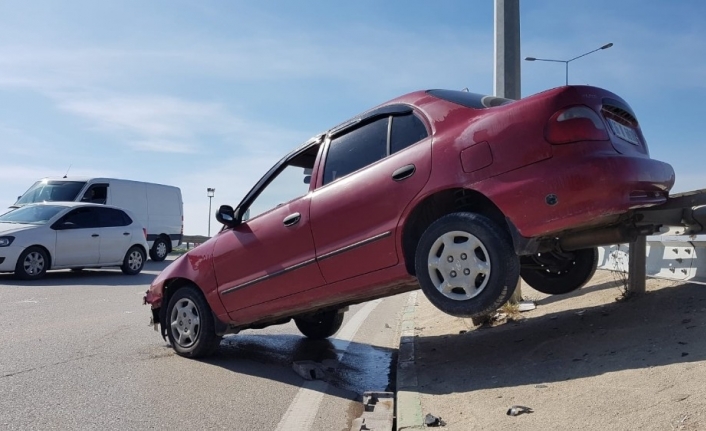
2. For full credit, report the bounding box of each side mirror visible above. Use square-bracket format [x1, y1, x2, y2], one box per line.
[216, 205, 238, 228]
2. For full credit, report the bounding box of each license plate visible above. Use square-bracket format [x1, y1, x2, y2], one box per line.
[608, 118, 640, 145]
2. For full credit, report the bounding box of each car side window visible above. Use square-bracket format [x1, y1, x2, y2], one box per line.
[323, 118, 389, 185]
[81, 185, 108, 204]
[95, 207, 131, 227]
[246, 144, 321, 220]
[390, 113, 428, 154]
[61, 207, 100, 229]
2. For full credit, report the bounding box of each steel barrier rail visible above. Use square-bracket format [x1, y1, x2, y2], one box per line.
[598, 232, 706, 283]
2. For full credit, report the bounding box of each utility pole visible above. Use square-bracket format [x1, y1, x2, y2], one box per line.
[494, 0, 523, 305]
[494, 0, 521, 100]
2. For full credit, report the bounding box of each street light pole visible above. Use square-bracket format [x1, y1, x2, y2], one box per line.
[207, 187, 215, 237]
[525, 43, 613, 85]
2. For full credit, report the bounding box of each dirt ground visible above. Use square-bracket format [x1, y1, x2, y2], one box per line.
[412, 270, 706, 430]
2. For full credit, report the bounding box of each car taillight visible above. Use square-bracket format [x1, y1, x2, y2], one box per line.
[143, 228, 148, 239]
[545, 105, 609, 144]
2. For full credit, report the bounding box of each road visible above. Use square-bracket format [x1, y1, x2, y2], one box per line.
[0, 257, 406, 430]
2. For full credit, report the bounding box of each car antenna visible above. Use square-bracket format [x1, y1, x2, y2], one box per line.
[63, 164, 72, 178]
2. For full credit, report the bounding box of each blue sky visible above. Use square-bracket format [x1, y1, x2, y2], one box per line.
[1, 1, 704, 235]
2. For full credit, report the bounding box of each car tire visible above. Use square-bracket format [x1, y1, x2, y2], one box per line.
[149, 237, 169, 262]
[15, 246, 49, 280]
[520, 247, 599, 295]
[414, 212, 520, 318]
[166, 285, 222, 358]
[121, 246, 146, 275]
[294, 310, 345, 339]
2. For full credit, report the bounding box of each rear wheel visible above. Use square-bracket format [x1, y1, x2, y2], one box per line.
[15, 246, 49, 280]
[520, 247, 598, 295]
[166, 285, 222, 358]
[149, 237, 169, 262]
[294, 310, 345, 339]
[414, 212, 519, 318]
[121, 246, 145, 275]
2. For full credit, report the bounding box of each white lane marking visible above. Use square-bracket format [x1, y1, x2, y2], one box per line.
[274, 299, 382, 431]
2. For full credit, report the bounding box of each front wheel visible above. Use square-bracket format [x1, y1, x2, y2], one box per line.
[149, 237, 169, 262]
[294, 310, 345, 339]
[520, 248, 598, 295]
[414, 212, 520, 318]
[166, 286, 222, 358]
[15, 246, 49, 280]
[121, 246, 145, 275]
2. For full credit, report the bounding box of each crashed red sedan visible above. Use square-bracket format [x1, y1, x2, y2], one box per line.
[145, 86, 674, 357]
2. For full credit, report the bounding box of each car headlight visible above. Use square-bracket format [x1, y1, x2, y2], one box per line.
[0, 236, 14, 247]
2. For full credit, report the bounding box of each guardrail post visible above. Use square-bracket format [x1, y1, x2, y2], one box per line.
[628, 235, 646, 294]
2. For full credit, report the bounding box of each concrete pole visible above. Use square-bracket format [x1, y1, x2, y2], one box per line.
[495, 0, 523, 303]
[494, 0, 521, 100]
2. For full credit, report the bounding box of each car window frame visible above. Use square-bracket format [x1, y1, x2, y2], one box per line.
[233, 137, 324, 224]
[319, 104, 430, 187]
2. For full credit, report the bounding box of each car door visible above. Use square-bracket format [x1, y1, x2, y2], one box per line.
[310, 108, 432, 284]
[52, 207, 101, 267]
[213, 143, 327, 314]
[95, 207, 133, 264]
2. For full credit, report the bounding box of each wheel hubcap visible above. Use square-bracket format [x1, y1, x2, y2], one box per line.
[128, 251, 143, 271]
[23, 252, 45, 275]
[170, 298, 200, 348]
[156, 242, 167, 258]
[427, 231, 491, 301]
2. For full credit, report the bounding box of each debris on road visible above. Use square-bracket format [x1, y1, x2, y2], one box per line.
[518, 301, 536, 312]
[506, 405, 533, 416]
[349, 392, 394, 431]
[292, 360, 326, 380]
[424, 413, 446, 427]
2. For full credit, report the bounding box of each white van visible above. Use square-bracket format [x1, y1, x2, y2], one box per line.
[13, 177, 183, 261]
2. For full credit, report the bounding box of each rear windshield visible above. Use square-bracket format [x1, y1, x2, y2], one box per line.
[0, 205, 66, 225]
[426, 89, 514, 109]
[14, 180, 86, 206]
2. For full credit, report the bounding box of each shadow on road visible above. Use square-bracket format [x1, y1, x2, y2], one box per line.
[0, 258, 173, 287]
[413, 281, 706, 394]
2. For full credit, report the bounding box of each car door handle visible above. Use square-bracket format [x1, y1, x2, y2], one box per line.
[91, 234, 99, 237]
[392, 164, 416, 181]
[123, 232, 130, 236]
[283, 212, 301, 227]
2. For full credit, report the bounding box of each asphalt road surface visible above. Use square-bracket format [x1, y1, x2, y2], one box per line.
[0, 257, 406, 430]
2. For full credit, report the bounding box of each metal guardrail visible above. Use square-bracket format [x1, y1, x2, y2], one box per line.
[177, 235, 210, 250]
[599, 232, 706, 283]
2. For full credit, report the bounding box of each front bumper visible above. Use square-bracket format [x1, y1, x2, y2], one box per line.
[0, 245, 24, 272]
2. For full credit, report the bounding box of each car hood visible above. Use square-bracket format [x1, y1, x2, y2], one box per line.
[0, 222, 40, 235]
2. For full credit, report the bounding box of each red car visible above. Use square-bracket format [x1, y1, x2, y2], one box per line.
[145, 85, 674, 357]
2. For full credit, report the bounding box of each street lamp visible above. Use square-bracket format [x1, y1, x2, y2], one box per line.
[525, 43, 613, 86]
[207, 187, 215, 237]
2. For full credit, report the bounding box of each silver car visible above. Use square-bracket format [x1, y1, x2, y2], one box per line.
[0, 202, 149, 279]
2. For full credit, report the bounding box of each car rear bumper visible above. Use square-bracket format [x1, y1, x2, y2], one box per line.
[485, 150, 675, 238]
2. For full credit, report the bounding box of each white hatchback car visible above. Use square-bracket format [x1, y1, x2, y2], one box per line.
[0, 202, 149, 279]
